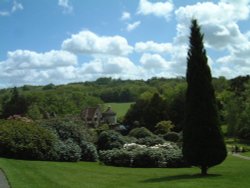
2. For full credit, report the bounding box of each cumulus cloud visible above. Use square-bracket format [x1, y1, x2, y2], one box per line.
[58, 0, 73, 13]
[3, 50, 77, 69]
[12, 0, 23, 13]
[62, 30, 133, 56]
[127, 21, 141, 32]
[0, 11, 9, 16]
[174, 0, 250, 78]
[0, 50, 78, 86]
[137, 0, 174, 20]
[139, 53, 171, 72]
[78, 56, 144, 80]
[0, 0, 23, 16]
[121, 11, 131, 21]
[175, 0, 250, 48]
[135, 41, 172, 53]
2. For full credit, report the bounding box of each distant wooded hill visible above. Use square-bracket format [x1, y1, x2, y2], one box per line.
[0, 75, 249, 139]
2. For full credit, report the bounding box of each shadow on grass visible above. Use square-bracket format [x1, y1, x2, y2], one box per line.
[142, 174, 221, 183]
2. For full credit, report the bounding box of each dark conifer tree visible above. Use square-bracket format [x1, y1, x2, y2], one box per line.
[183, 19, 227, 175]
[2, 87, 29, 118]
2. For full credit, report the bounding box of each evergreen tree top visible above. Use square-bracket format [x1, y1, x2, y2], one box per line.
[186, 19, 211, 85]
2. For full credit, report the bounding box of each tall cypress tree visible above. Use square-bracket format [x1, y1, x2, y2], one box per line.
[183, 19, 227, 175]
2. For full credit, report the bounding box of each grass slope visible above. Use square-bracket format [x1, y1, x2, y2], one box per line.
[104, 102, 133, 118]
[0, 156, 249, 188]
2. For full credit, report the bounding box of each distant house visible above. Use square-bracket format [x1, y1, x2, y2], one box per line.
[81, 106, 102, 127]
[102, 106, 117, 125]
[81, 106, 117, 127]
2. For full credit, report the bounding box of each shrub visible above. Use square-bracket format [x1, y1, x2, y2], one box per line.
[99, 149, 132, 167]
[79, 141, 98, 162]
[163, 132, 180, 142]
[132, 148, 166, 167]
[154, 120, 174, 135]
[40, 118, 97, 144]
[238, 127, 250, 140]
[128, 127, 154, 139]
[99, 142, 187, 168]
[0, 120, 56, 160]
[54, 139, 81, 162]
[136, 136, 165, 146]
[97, 130, 125, 150]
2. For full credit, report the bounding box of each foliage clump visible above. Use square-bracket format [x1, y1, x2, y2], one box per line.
[99, 143, 186, 168]
[0, 120, 56, 160]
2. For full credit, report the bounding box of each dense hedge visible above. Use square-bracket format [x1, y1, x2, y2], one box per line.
[53, 139, 82, 162]
[79, 141, 98, 161]
[163, 132, 180, 142]
[0, 119, 99, 162]
[40, 118, 98, 162]
[97, 130, 126, 150]
[99, 143, 187, 168]
[128, 127, 154, 139]
[0, 120, 56, 160]
[135, 136, 165, 146]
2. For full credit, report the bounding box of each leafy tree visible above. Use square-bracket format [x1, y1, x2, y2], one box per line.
[0, 120, 56, 160]
[124, 93, 168, 131]
[183, 19, 227, 175]
[143, 93, 168, 131]
[1, 87, 29, 118]
[154, 120, 174, 135]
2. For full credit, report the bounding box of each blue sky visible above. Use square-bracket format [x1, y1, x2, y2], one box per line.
[1, 0, 250, 87]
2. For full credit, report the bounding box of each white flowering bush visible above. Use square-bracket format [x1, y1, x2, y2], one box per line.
[123, 143, 147, 150]
[99, 141, 187, 168]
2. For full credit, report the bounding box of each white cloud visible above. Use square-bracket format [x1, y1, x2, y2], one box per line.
[175, 0, 250, 49]
[58, 0, 73, 13]
[62, 30, 133, 56]
[0, 11, 10, 16]
[12, 1, 23, 13]
[121, 11, 131, 21]
[78, 56, 144, 80]
[81, 56, 137, 74]
[137, 0, 174, 20]
[0, 0, 23, 16]
[140, 53, 170, 70]
[135, 41, 172, 53]
[0, 50, 78, 86]
[174, 0, 250, 78]
[127, 21, 141, 32]
[3, 50, 77, 69]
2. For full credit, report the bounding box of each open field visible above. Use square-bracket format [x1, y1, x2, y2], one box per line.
[0, 156, 250, 188]
[104, 102, 133, 118]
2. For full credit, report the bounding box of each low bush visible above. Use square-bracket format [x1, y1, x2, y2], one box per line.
[238, 127, 250, 140]
[0, 120, 56, 160]
[40, 118, 99, 162]
[97, 130, 126, 150]
[54, 139, 82, 162]
[163, 132, 180, 142]
[128, 127, 154, 139]
[40, 118, 96, 144]
[99, 142, 187, 168]
[99, 149, 132, 167]
[136, 136, 165, 146]
[79, 141, 98, 162]
[132, 148, 166, 167]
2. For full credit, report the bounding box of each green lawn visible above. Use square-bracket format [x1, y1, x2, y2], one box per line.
[241, 152, 250, 157]
[104, 102, 133, 118]
[0, 156, 250, 188]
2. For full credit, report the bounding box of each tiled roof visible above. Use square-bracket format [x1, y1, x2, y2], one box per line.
[82, 107, 100, 119]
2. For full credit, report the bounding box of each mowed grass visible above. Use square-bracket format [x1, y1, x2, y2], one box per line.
[241, 152, 250, 157]
[0, 156, 250, 188]
[104, 102, 133, 118]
